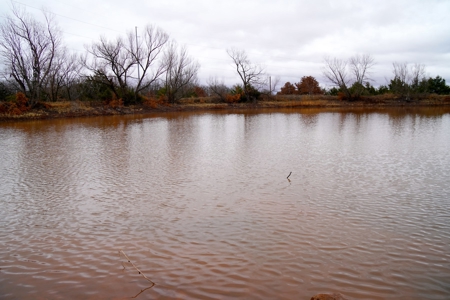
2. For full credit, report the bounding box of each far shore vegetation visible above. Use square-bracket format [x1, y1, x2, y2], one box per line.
[1, 4, 450, 121]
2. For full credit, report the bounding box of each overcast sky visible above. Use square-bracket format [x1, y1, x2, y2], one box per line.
[1, 0, 450, 89]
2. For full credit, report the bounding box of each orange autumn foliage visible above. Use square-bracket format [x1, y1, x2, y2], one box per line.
[225, 93, 241, 103]
[0, 92, 30, 115]
[296, 76, 322, 95]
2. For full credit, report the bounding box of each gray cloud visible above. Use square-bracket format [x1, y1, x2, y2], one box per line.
[1, 0, 449, 88]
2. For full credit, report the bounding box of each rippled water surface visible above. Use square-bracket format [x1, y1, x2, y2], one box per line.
[1, 107, 450, 299]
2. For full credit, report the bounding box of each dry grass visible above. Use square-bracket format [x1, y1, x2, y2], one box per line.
[40, 101, 95, 113]
[271, 94, 338, 101]
[178, 97, 217, 104]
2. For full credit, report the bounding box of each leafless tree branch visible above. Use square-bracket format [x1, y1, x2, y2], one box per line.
[0, 3, 64, 105]
[163, 41, 200, 103]
[227, 48, 264, 101]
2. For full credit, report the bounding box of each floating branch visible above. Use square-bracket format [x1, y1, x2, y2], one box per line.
[287, 172, 292, 179]
[119, 250, 155, 293]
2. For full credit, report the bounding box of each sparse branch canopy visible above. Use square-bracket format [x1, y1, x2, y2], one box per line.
[349, 54, 375, 86]
[390, 62, 426, 100]
[84, 24, 169, 104]
[227, 48, 264, 102]
[323, 54, 374, 100]
[127, 25, 169, 95]
[349, 54, 375, 97]
[163, 41, 200, 103]
[84, 35, 135, 101]
[0, 3, 64, 105]
[207, 77, 230, 102]
[323, 56, 351, 99]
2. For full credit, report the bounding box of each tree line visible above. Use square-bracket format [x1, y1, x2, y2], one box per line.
[279, 55, 450, 101]
[1, 4, 450, 109]
[0, 4, 200, 107]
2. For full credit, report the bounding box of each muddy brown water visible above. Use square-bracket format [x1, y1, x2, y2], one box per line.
[1, 107, 450, 299]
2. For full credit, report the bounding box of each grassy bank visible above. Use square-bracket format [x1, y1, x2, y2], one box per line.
[1, 94, 450, 122]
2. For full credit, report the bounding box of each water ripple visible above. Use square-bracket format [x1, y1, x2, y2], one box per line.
[1, 110, 450, 299]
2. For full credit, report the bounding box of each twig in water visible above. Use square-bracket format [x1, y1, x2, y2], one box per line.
[131, 286, 154, 299]
[287, 172, 292, 179]
[119, 250, 155, 292]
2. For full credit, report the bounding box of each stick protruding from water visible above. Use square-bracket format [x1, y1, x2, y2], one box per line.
[119, 250, 155, 289]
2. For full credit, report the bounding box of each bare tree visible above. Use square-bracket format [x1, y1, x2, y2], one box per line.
[323, 56, 351, 99]
[84, 35, 135, 101]
[390, 62, 426, 101]
[57, 52, 83, 101]
[227, 48, 264, 102]
[42, 49, 83, 101]
[207, 77, 230, 102]
[163, 42, 200, 103]
[127, 25, 169, 99]
[349, 54, 375, 96]
[409, 63, 426, 88]
[84, 25, 169, 103]
[0, 4, 64, 105]
[323, 54, 374, 100]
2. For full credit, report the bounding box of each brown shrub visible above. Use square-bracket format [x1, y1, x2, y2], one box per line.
[0, 103, 8, 114]
[225, 94, 240, 103]
[10, 107, 22, 115]
[193, 86, 207, 97]
[105, 94, 123, 108]
[6, 103, 21, 115]
[0, 93, 30, 115]
[143, 94, 169, 108]
[143, 96, 159, 108]
[34, 102, 48, 109]
[15, 92, 29, 113]
[16, 92, 28, 106]
[337, 92, 347, 101]
[108, 98, 123, 108]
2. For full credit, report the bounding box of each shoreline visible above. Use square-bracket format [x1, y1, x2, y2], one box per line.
[1, 97, 450, 123]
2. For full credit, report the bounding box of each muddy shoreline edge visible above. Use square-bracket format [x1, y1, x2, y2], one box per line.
[1, 98, 450, 123]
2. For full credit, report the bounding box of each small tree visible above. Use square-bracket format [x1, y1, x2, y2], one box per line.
[376, 85, 389, 95]
[84, 25, 169, 104]
[128, 25, 169, 100]
[323, 87, 340, 96]
[323, 57, 351, 99]
[84, 35, 135, 103]
[45, 51, 82, 101]
[390, 62, 426, 101]
[207, 77, 230, 102]
[278, 82, 296, 95]
[349, 54, 375, 98]
[296, 76, 322, 95]
[0, 4, 65, 106]
[427, 76, 450, 95]
[227, 48, 264, 102]
[323, 54, 374, 100]
[163, 42, 200, 103]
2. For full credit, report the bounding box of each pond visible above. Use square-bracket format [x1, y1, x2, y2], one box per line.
[1, 107, 450, 299]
